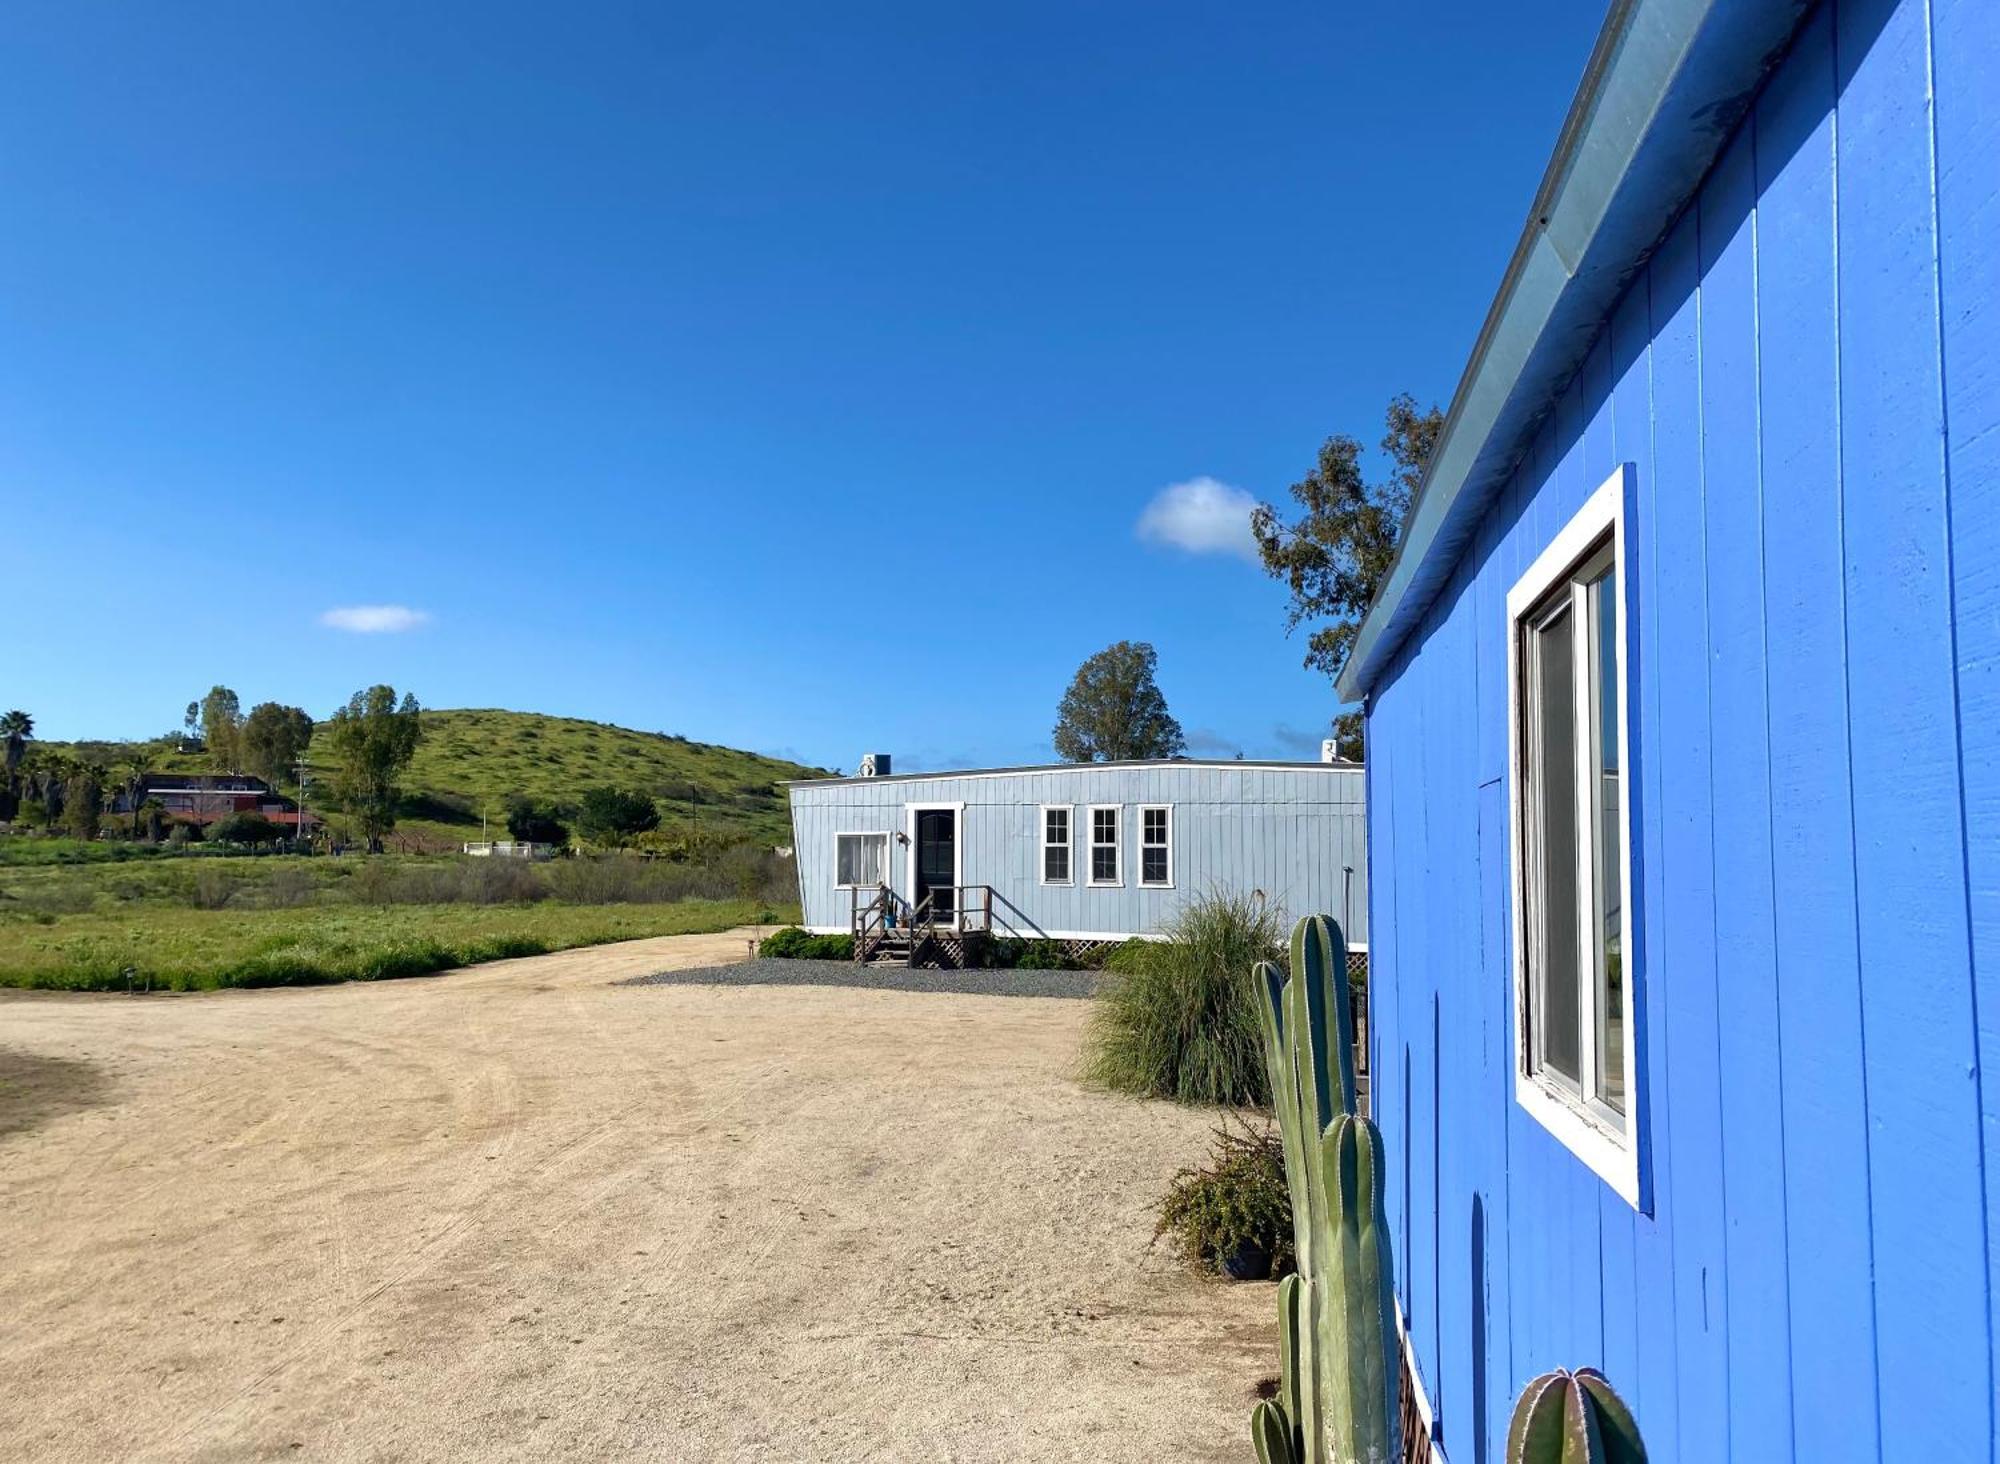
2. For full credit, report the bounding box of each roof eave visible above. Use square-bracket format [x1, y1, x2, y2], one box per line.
[1335, 0, 1813, 704]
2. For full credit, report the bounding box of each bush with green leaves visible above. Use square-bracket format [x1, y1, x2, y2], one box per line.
[758, 926, 854, 960]
[208, 811, 283, 846]
[504, 795, 569, 846]
[575, 787, 659, 845]
[1083, 888, 1285, 1106]
[1155, 1120, 1294, 1278]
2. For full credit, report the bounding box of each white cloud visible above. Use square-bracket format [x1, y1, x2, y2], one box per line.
[1136, 476, 1259, 561]
[319, 604, 431, 634]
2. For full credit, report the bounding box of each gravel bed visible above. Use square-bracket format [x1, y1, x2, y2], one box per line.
[621, 956, 1105, 1000]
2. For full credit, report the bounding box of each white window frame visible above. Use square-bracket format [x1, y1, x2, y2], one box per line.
[1086, 804, 1122, 887]
[1039, 804, 1074, 886]
[1506, 464, 1641, 1208]
[832, 830, 891, 891]
[1137, 804, 1174, 888]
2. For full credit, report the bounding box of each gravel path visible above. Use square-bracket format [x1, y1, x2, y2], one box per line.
[624, 955, 1105, 999]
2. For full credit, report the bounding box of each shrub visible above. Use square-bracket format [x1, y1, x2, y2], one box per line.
[1099, 937, 1156, 974]
[759, 926, 853, 960]
[1154, 1120, 1295, 1278]
[190, 866, 240, 910]
[575, 787, 659, 845]
[209, 812, 283, 846]
[1083, 888, 1284, 1106]
[505, 795, 569, 846]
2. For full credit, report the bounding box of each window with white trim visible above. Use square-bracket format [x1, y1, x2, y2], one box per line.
[1041, 805, 1072, 884]
[1088, 805, 1120, 885]
[1508, 467, 1639, 1205]
[1139, 805, 1172, 887]
[834, 832, 890, 889]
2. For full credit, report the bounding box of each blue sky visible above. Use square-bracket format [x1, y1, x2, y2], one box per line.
[2, 2, 1602, 771]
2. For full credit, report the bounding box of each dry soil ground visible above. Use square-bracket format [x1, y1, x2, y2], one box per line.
[0, 929, 1269, 1462]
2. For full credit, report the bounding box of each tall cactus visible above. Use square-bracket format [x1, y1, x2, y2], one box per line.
[1251, 915, 1397, 1464]
[1505, 1368, 1646, 1464]
[1316, 1113, 1396, 1464]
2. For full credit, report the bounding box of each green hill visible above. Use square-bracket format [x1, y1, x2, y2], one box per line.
[54, 709, 833, 852]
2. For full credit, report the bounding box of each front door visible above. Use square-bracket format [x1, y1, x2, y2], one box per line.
[914, 809, 956, 920]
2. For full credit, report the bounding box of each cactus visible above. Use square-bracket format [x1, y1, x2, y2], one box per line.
[1251, 1274, 1306, 1464]
[1276, 1272, 1304, 1447]
[1505, 1368, 1647, 1464]
[1249, 915, 1397, 1464]
[1252, 1397, 1298, 1464]
[1315, 1113, 1396, 1464]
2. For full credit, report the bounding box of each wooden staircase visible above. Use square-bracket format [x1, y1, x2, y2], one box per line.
[849, 885, 1015, 969]
[862, 928, 920, 967]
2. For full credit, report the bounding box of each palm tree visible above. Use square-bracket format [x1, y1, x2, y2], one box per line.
[111, 753, 147, 838]
[1, 709, 32, 821]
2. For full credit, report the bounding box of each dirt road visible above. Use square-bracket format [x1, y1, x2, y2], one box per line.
[0, 930, 1268, 1461]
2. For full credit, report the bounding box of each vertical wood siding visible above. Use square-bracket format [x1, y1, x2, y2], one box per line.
[1364, 1, 1998, 1457]
[787, 763, 1367, 943]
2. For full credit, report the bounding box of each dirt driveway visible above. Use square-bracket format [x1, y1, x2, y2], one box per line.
[0, 930, 1268, 1461]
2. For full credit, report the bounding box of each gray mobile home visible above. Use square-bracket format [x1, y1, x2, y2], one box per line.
[785, 755, 1367, 952]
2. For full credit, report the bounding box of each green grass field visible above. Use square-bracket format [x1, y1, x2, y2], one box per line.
[0, 899, 770, 992]
[58, 707, 835, 851]
[0, 850, 796, 992]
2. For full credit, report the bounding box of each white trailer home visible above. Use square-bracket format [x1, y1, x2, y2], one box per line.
[784, 753, 1367, 962]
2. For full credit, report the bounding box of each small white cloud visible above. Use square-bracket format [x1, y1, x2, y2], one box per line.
[319, 604, 431, 634]
[1136, 476, 1259, 561]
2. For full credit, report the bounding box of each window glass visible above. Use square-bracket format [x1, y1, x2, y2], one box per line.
[1528, 599, 1582, 1086]
[1090, 807, 1119, 883]
[1140, 807, 1170, 885]
[1590, 566, 1625, 1115]
[836, 833, 886, 887]
[1043, 807, 1070, 883]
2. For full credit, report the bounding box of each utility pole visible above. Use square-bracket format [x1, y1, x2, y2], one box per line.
[295, 755, 312, 854]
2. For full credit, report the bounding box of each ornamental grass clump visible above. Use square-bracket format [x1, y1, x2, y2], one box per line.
[1083, 888, 1284, 1106]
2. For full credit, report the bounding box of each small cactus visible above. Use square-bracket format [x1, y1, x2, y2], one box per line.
[1252, 1398, 1298, 1464]
[1276, 1272, 1304, 1449]
[1505, 1368, 1647, 1464]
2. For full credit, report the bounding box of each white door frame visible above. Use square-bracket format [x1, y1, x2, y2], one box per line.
[903, 802, 966, 928]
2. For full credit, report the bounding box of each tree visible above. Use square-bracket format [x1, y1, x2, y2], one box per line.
[505, 795, 570, 846]
[110, 754, 147, 838]
[0, 709, 31, 820]
[183, 701, 201, 743]
[199, 686, 244, 772]
[23, 748, 73, 824]
[575, 787, 659, 846]
[326, 685, 423, 853]
[63, 769, 102, 839]
[1251, 392, 1443, 758]
[1052, 641, 1187, 762]
[241, 702, 314, 787]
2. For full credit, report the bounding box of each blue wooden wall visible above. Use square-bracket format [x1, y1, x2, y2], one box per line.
[1364, 0, 1999, 1458]
[788, 761, 1367, 942]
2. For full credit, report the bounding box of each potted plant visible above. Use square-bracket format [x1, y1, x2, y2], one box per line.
[1154, 1120, 1294, 1281]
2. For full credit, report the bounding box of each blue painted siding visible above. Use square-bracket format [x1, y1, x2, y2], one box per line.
[1363, 2, 1999, 1458]
[786, 762, 1367, 943]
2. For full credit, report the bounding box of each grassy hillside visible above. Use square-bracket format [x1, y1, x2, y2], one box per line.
[55, 709, 833, 852]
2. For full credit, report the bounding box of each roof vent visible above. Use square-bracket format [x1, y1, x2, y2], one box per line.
[1321, 738, 1343, 764]
[858, 752, 892, 778]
